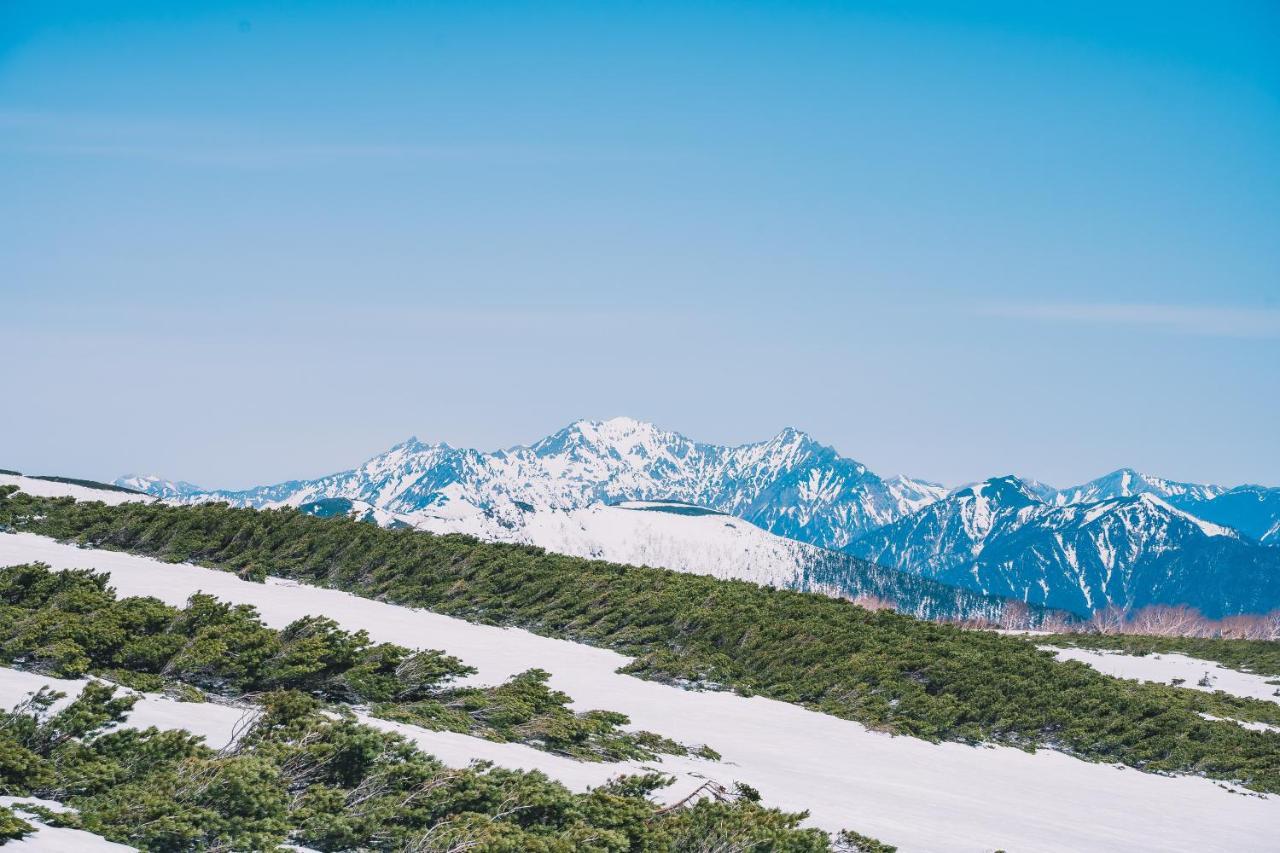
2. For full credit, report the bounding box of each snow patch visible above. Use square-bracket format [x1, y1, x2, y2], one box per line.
[1047, 647, 1279, 705]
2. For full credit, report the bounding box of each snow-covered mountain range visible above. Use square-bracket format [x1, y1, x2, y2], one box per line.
[116, 417, 1279, 617]
[123, 418, 946, 549]
[115, 474, 202, 501]
[848, 475, 1280, 617]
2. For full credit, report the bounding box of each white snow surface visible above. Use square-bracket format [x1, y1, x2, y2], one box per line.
[476, 502, 816, 588]
[1048, 646, 1280, 705]
[0, 795, 132, 852]
[292, 500, 829, 593]
[1198, 714, 1280, 734]
[1, 534, 1278, 852]
[0, 475, 151, 507]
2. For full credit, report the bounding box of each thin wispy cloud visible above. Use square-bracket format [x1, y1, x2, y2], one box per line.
[978, 303, 1280, 338]
[2, 140, 555, 168]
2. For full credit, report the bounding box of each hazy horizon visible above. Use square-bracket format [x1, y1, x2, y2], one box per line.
[11, 414, 1277, 495]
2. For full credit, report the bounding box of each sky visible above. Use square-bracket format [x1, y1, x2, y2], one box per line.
[2, 1, 1278, 490]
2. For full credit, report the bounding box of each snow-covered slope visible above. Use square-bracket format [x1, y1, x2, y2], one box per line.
[0, 474, 152, 506]
[118, 418, 947, 550]
[3, 532, 1278, 853]
[850, 477, 1280, 617]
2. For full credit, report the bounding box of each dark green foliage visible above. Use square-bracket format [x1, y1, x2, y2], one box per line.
[375, 667, 697, 762]
[0, 682, 854, 852]
[0, 806, 34, 842]
[621, 503, 727, 517]
[0, 562, 703, 763]
[835, 828, 899, 852]
[1040, 633, 1280, 678]
[2, 489, 1279, 793]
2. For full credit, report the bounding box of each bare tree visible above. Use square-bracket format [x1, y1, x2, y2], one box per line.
[849, 593, 897, 612]
[1218, 614, 1270, 640]
[1258, 609, 1280, 641]
[1088, 605, 1128, 635]
[997, 601, 1032, 630]
[1127, 605, 1207, 637]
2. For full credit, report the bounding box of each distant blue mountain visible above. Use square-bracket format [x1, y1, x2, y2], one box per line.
[1171, 485, 1280, 545]
[848, 476, 1280, 617]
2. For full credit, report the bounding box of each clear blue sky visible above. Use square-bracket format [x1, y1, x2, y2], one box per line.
[2, 1, 1278, 490]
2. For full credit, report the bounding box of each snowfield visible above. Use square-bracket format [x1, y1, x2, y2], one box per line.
[490, 502, 818, 587]
[0, 475, 151, 507]
[2, 534, 1278, 852]
[1048, 646, 1280, 705]
[379, 499, 824, 589]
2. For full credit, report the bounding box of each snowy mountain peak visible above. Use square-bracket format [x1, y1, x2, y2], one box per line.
[568, 416, 666, 442]
[530, 417, 676, 458]
[597, 415, 659, 434]
[123, 419, 943, 550]
[769, 425, 818, 446]
[1014, 477, 1060, 502]
[1054, 468, 1224, 506]
[956, 475, 1043, 507]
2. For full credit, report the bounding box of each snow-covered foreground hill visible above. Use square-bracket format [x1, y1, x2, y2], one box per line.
[1, 534, 1276, 852]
